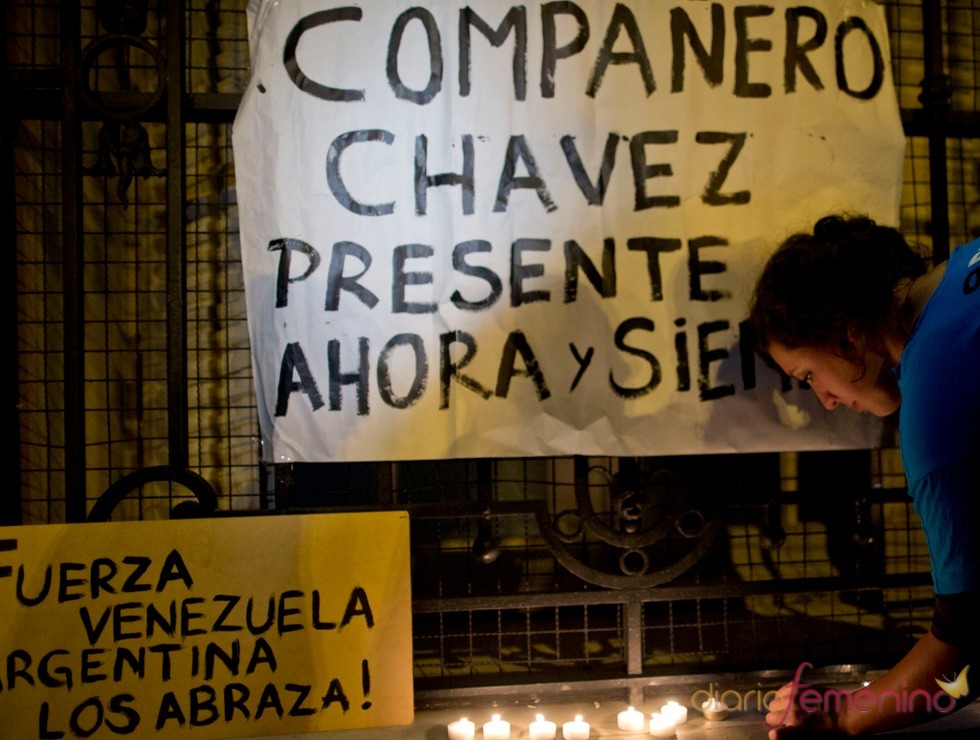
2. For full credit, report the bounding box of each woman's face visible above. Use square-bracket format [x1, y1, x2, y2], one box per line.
[767, 339, 901, 417]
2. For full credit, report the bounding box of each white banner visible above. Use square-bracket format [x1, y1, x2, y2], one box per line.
[233, 0, 905, 462]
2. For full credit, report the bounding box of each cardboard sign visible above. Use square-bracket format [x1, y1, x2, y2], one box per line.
[0, 513, 414, 739]
[233, 0, 906, 461]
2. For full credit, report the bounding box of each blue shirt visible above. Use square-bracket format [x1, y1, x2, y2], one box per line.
[895, 239, 980, 595]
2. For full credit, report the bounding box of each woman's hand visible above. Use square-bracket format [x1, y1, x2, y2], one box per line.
[765, 681, 840, 738]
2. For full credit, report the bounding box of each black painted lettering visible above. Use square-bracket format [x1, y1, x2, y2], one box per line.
[58, 563, 86, 603]
[189, 685, 219, 726]
[541, 2, 589, 98]
[156, 691, 186, 729]
[696, 131, 750, 206]
[89, 558, 116, 599]
[275, 342, 325, 417]
[246, 637, 277, 674]
[113, 647, 145, 682]
[256, 683, 285, 720]
[328, 337, 370, 415]
[671, 3, 725, 91]
[39, 649, 72, 688]
[287, 683, 317, 716]
[148, 644, 180, 681]
[568, 343, 594, 392]
[327, 131, 396, 216]
[451, 240, 504, 310]
[496, 331, 551, 400]
[322, 678, 351, 712]
[415, 134, 475, 215]
[560, 133, 620, 205]
[312, 590, 338, 630]
[284, 8, 364, 101]
[212, 595, 242, 632]
[69, 696, 104, 737]
[112, 602, 143, 641]
[511, 238, 551, 306]
[460, 7, 527, 100]
[121, 556, 153, 593]
[146, 602, 177, 639]
[340, 586, 375, 628]
[204, 641, 240, 680]
[785, 7, 826, 92]
[278, 590, 304, 634]
[157, 550, 194, 592]
[564, 238, 616, 302]
[6, 650, 34, 690]
[181, 597, 207, 637]
[835, 17, 884, 99]
[627, 236, 681, 301]
[378, 333, 428, 409]
[630, 131, 680, 210]
[494, 135, 557, 213]
[388, 7, 443, 104]
[698, 320, 735, 400]
[105, 694, 140, 734]
[269, 238, 320, 309]
[38, 702, 65, 739]
[674, 318, 691, 391]
[688, 235, 730, 301]
[79, 606, 112, 645]
[587, 3, 655, 97]
[224, 684, 251, 722]
[17, 563, 51, 606]
[325, 241, 379, 311]
[393, 244, 436, 314]
[734, 6, 774, 98]
[80, 647, 108, 684]
[440, 331, 493, 408]
[247, 596, 275, 635]
[738, 318, 757, 390]
[610, 317, 660, 398]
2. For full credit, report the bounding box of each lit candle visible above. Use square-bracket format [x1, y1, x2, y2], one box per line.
[529, 713, 557, 740]
[701, 696, 729, 721]
[648, 712, 676, 738]
[562, 714, 590, 740]
[617, 705, 645, 731]
[483, 714, 511, 740]
[660, 700, 688, 725]
[447, 717, 475, 740]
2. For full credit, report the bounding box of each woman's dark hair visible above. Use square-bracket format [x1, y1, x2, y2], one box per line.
[748, 214, 927, 367]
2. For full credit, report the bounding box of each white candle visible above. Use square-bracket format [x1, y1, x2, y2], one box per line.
[447, 717, 475, 740]
[562, 714, 590, 740]
[660, 700, 688, 725]
[648, 712, 676, 738]
[701, 697, 728, 721]
[483, 714, 511, 740]
[529, 714, 557, 740]
[617, 705, 645, 731]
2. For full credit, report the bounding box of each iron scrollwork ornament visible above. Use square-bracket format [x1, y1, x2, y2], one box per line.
[80, 1, 165, 204]
[537, 460, 720, 589]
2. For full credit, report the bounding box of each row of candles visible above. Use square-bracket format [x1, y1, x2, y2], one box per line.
[448, 698, 729, 739]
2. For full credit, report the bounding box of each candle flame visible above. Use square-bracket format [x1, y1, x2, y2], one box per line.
[536, 714, 544, 721]
[575, 714, 583, 721]
[491, 714, 501, 721]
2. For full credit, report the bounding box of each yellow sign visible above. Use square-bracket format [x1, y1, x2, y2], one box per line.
[0, 512, 414, 739]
